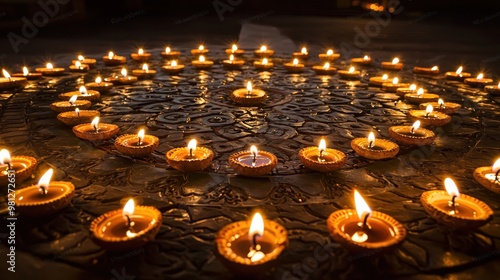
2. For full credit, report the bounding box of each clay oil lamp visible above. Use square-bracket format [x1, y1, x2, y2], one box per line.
[11, 67, 42, 80]
[292, 47, 309, 60]
[404, 88, 439, 104]
[413, 65, 439, 75]
[57, 108, 100, 126]
[473, 158, 500, 194]
[191, 44, 209, 56]
[0, 149, 37, 185]
[14, 168, 75, 217]
[396, 84, 425, 97]
[72, 116, 119, 141]
[419, 98, 461, 114]
[350, 55, 372, 66]
[351, 132, 399, 160]
[161, 46, 181, 60]
[162, 60, 185, 74]
[35, 63, 65, 76]
[298, 139, 347, 173]
[59, 86, 100, 102]
[222, 54, 245, 70]
[229, 145, 278, 177]
[166, 139, 214, 172]
[102, 51, 126, 66]
[71, 55, 96, 68]
[408, 104, 451, 127]
[388, 120, 435, 146]
[192, 55, 214, 70]
[216, 212, 288, 274]
[485, 82, 500, 95]
[130, 48, 151, 62]
[327, 190, 406, 252]
[50, 95, 91, 113]
[421, 178, 493, 231]
[253, 58, 274, 71]
[85, 76, 114, 93]
[318, 49, 340, 62]
[369, 74, 389, 87]
[465, 73, 494, 87]
[381, 57, 403, 71]
[338, 66, 360, 80]
[90, 198, 162, 251]
[0, 69, 27, 90]
[254, 45, 274, 58]
[115, 129, 159, 157]
[313, 62, 337, 75]
[226, 44, 244, 56]
[68, 61, 89, 73]
[230, 81, 267, 106]
[104, 68, 138, 85]
[382, 77, 410, 93]
[445, 66, 471, 81]
[132, 63, 156, 79]
[284, 58, 304, 73]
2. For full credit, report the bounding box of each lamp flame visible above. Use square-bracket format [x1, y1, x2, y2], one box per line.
[0, 149, 11, 165]
[411, 120, 421, 133]
[392, 77, 399, 85]
[165, 47, 171, 53]
[456, 66, 463, 74]
[232, 44, 238, 52]
[409, 84, 417, 91]
[91, 117, 99, 131]
[392, 57, 399, 64]
[199, 55, 205, 62]
[363, 55, 370, 60]
[444, 178, 460, 198]
[229, 54, 234, 61]
[323, 62, 330, 70]
[492, 158, 500, 173]
[426, 104, 434, 115]
[123, 198, 135, 217]
[108, 51, 114, 59]
[75, 108, 80, 116]
[431, 66, 439, 71]
[46, 63, 53, 69]
[246, 81, 253, 92]
[171, 60, 178, 67]
[75, 61, 82, 68]
[23, 67, 29, 76]
[438, 99, 444, 107]
[250, 145, 258, 158]
[318, 139, 326, 153]
[121, 68, 127, 77]
[78, 55, 84, 61]
[142, 64, 149, 71]
[348, 66, 355, 73]
[2, 69, 11, 78]
[326, 49, 333, 56]
[368, 132, 376, 148]
[198, 45, 204, 51]
[249, 212, 264, 239]
[260, 45, 267, 52]
[138, 48, 144, 55]
[69, 95, 78, 105]
[262, 58, 268, 65]
[138, 129, 145, 144]
[382, 74, 388, 80]
[301, 47, 307, 55]
[477, 73, 484, 80]
[95, 76, 102, 84]
[354, 190, 372, 221]
[187, 139, 197, 154]
[417, 88, 424, 97]
[38, 168, 54, 194]
[293, 58, 299, 66]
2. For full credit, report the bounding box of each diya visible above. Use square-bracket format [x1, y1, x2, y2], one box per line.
[35, 63, 65, 76]
[192, 55, 214, 70]
[50, 95, 91, 113]
[71, 55, 96, 68]
[404, 88, 439, 104]
[230, 81, 267, 106]
[58, 86, 100, 102]
[132, 64, 157, 78]
[161, 46, 181, 60]
[57, 108, 100, 126]
[130, 48, 151, 62]
[419, 99, 461, 114]
[381, 57, 403, 71]
[464, 73, 493, 87]
[338, 66, 360, 80]
[228, 145, 277, 176]
[85, 76, 114, 92]
[473, 158, 500, 194]
[298, 139, 347, 173]
[0, 69, 27, 90]
[254, 45, 274, 58]
[253, 58, 274, 71]
[445, 66, 471, 81]
[222, 54, 245, 70]
[388, 120, 436, 146]
[162, 60, 185, 74]
[350, 55, 372, 66]
[413, 65, 439, 75]
[68, 61, 89, 73]
[396, 84, 424, 96]
[312, 62, 337, 75]
[351, 132, 399, 160]
[72, 117, 119, 141]
[114, 129, 159, 157]
[292, 47, 309, 60]
[104, 68, 138, 85]
[382, 78, 410, 93]
[284, 58, 304, 73]
[318, 49, 340, 62]
[166, 139, 214, 172]
[226, 44, 245, 56]
[369, 74, 389, 87]
[407, 104, 451, 127]
[191, 45, 209, 56]
[0, 149, 37, 185]
[11, 67, 42, 80]
[484, 82, 500, 95]
[102, 51, 126, 66]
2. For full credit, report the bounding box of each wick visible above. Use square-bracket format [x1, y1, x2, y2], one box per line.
[495, 169, 500, 182]
[368, 140, 374, 149]
[76, 111, 80, 117]
[319, 149, 324, 160]
[125, 215, 132, 228]
[362, 213, 370, 229]
[439, 103, 444, 109]
[137, 138, 143, 146]
[189, 148, 193, 157]
[39, 186, 47, 195]
[7, 162, 12, 170]
[247, 89, 252, 96]
[451, 195, 457, 212]
[252, 233, 261, 249]
[93, 125, 99, 132]
[425, 112, 430, 118]
[252, 152, 257, 163]
[410, 127, 415, 134]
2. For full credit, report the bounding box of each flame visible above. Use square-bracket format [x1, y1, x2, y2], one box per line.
[46, 63, 53, 69]
[444, 178, 460, 198]
[492, 158, 500, 172]
[0, 149, 11, 165]
[91, 117, 100, 130]
[123, 198, 135, 217]
[431, 66, 439, 71]
[121, 68, 127, 77]
[293, 58, 299, 66]
[354, 190, 372, 221]
[382, 74, 388, 80]
[318, 139, 326, 153]
[69, 95, 78, 104]
[262, 58, 268, 65]
[417, 88, 424, 96]
[232, 44, 238, 52]
[411, 120, 421, 132]
[79, 86, 88, 95]
[391, 57, 399, 64]
[171, 60, 178, 67]
[363, 55, 370, 60]
[229, 54, 234, 61]
[249, 212, 264, 239]
[165, 47, 171, 53]
[75, 61, 82, 68]
[78, 55, 84, 61]
[138, 129, 145, 143]
[75, 108, 80, 115]
[108, 51, 114, 59]
[456, 66, 463, 74]
[142, 64, 149, 71]
[368, 132, 376, 147]
[246, 81, 253, 92]
[426, 104, 434, 115]
[326, 49, 333, 56]
[199, 55, 206, 62]
[95, 76, 102, 84]
[260, 45, 267, 52]
[187, 139, 197, 152]
[323, 62, 330, 70]
[23, 67, 29, 76]
[498, 82, 500, 88]
[348, 66, 355, 74]
[2, 69, 10, 78]
[38, 168, 54, 193]
[392, 77, 399, 85]
[198, 45, 204, 51]
[476, 73, 483, 80]
[301, 47, 307, 55]
[438, 99, 444, 106]
[138, 48, 144, 55]
[409, 84, 417, 91]
[250, 145, 258, 157]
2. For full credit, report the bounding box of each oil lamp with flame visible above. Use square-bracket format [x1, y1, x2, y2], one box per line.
[68, 60, 89, 72]
[59, 86, 100, 102]
[192, 55, 214, 69]
[162, 60, 185, 74]
[388, 120, 436, 146]
[318, 49, 340, 62]
[351, 132, 399, 160]
[72, 116, 119, 141]
[230, 81, 267, 106]
[71, 54, 96, 67]
[57, 107, 100, 126]
[102, 51, 126, 66]
[229, 145, 278, 176]
[381, 57, 403, 70]
[445, 66, 471, 80]
[382, 77, 410, 92]
[350, 55, 372, 65]
[292, 47, 309, 60]
[369, 74, 390, 87]
[132, 63, 157, 78]
[404, 88, 439, 104]
[226, 43, 245, 56]
[474, 158, 500, 194]
[114, 128, 159, 157]
[419, 98, 461, 114]
[50, 94, 91, 113]
[254, 45, 274, 58]
[484, 82, 500, 95]
[298, 138, 347, 172]
[0, 149, 37, 185]
[222, 54, 245, 69]
[11, 67, 42, 80]
[85, 76, 114, 92]
[313, 62, 337, 75]
[284, 58, 304, 73]
[253, 58, 274, 71]
[0, 69, 27, 90]
[35, 62, 65, 76]
[465, 73, 494, 87]
[104, 68, 138, 85]
[413, 65, 440, 75]
[130, 48, 151, 62]
[338, 66, 360, 80]
[166, 139, 214, 172]
[191, 44, 209, 56]
[408, 104, 451, 127]
[161, 46, 181, 59]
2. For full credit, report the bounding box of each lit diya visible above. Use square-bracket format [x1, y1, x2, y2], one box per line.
[327, 190, 406, 252]
[254, 45, 274, 58]
[166, 139, 214, 172]
[71, 55, 97, 68]
[473, 158, 500, 194]
[85, 76, 114, 92]
[388, 120, 435, 146]
[292, 47, 309, 60]
[14, 168, 75, 217]
[191, 44, 209, 56]
[50, 95, 91, 113]
[59, 86, 100, 102]
[381, 57, 403, 71]
[216, 212, 288, 274]
[68, 61, 89, 72]
[419, 98, 461, 114]
[284, 58, 304, 73]
[465, 73, 494, 87]
[338, 66, 360, 80]
[104, 68, 138, 85]
[382, 77, 410, 93]
[222, 54, 245, 70]
[485, 82, 500, 95]
[445, 66, 471, 81]
[226, 44, 244, 56]
[369, 74, 389, 87]
[413, 65, 440, 75]
[161, 46, 181, 60]
[57, 108, 100, 126]
[162, 60, 185, 74]
[312, 62, 337, 75]
[11, 67, 42, 80]
[0, 69, 27, 90]
[396, 84, 423, 96]
[132, 63, 156, 78]
[350, 55, 372, 66]
[72, 117, 119, 141]
[421, 178, 493, 230]
[298, 139, 347, 173]
[408, 104, 451, 127]
[35, 63, 65, 76]
[0, 149, 37, 185]
[351, 132, 399, 160]
[130, 48, 151, 62]
[404, 88, 439, 104]
[253, 58, 273, 71]
[192, 55, 214, 70]
[229, 145, 277, 177]
[114, 129, 159, 157]
[318, 49, 340, 62]
[230, 81, 267, 106]
[90, 198, 162, 251]
[102, 51, 126, 66]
